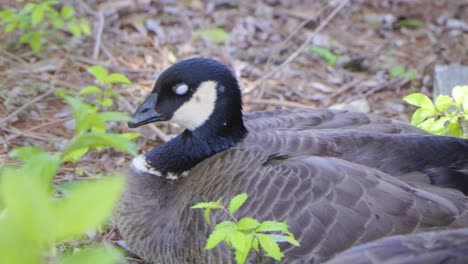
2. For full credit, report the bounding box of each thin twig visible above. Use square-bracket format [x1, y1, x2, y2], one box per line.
[93, 11, 105, 60]
[70, 56, 157, 73]
[0, 89, 55, 125]
[244, 0, 350, 93]
[0, 117, 73, 145]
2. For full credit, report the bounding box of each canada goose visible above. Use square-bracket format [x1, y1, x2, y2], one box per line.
[116, 58, 468, 264]
[326, 228, 468, 264]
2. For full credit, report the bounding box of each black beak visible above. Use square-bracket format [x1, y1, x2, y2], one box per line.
[128, 93, 168, 128]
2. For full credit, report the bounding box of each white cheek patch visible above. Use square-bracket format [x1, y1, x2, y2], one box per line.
[170, 80, 217, 130]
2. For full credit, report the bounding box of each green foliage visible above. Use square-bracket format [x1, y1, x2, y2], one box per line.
[81, 65, 131, 108]
[309, 46, 338, 67]
[0, 65, 136, 264]
[196, 28, 230, 43]
[397, 19, 424, 28]
[192, 193, 300, 264]
[404, 85, 468, 138]
[390, 65, 418, 80]
[0, 0, 91, 52]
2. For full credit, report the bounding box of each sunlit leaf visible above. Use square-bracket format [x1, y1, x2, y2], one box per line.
[88, 65, 108, 83]
[257, 234, 284, 261]
[80, 85, 101, 95]
[228, 193, 248, 214]
[196, 28, 230, 43]
[410, 108, 435, 126]
[61, 147, 89, 163]
[256, 221, 288, 232]
[452, 86, 468, 107]
[309, 46, 338, 67]
[237, 217, 260, 231]
[53, 176, 124, 240]
[191, 202, 223, 210]
[65, 132, 137, 156]
[67, 21, 81, 36]
[58, 246, 122, 264]
[434, 95, 453, 112]
[397, 19, 424, 28]
[29, 31, 42, 52]
[390, 65, 405, 78]
[403, 93, 434, 109]
[105, 73, 131, 84]
[205, 221, 237, 250]
[31, 4, 45, 26]
[60, 6, 75, 20]
[80, 19, 91, 35]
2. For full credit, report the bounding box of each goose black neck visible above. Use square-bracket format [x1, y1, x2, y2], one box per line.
[144, 111, 247, 175]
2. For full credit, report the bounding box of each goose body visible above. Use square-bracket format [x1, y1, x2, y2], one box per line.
[116, 58, 468, 263]
[327, 228, 468, 264]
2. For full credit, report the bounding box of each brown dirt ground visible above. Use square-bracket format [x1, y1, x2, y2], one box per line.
[0, 0, 467, 261]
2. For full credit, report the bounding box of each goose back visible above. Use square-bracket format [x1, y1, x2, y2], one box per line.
[117, 109, 468, 264]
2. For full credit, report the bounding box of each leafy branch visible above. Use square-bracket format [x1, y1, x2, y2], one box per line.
[404, 85, 468, 138]
[192, 193, 300, 264]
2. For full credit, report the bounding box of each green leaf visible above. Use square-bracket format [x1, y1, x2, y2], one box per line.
[120, 132, 141, 140]
[60, 6, 75, 20]
[64, 96, 100, 135]
[403, 93, 434, 109]
[65, 132, 137, 157]
[204, 208, 212, 225]
[9, 146, 46, 161]
[309, 46, 338, 67]
[67, 21, 81, 36]
[191, 202, 223, 210]
[105, 73, 131, 84]
[404, 68, 418, 80]
[269, 233, 300, 246]
[256, 221, 288, 232]
[410, 108, 435, 126]
[101, 98, 113, 107]
[5, 22, 17, 33]
[53, 176, 124, 240]
[52, 18, 64, 29]
[257, 234, 284, 261]
[447, 122, 463, 138]
[1, 167, 55, 245]
[230, 231, 253, 264]
[88, 65, 108, 83]
[397, 19, 424, 28]
[104, 88, 119, 97]
[31, 4, 45, 26]
[237, 217, 260, 231]
[80, 85, 102, 95]
[80, 19, 92, 35]
[58, 246, 122, 264]
[390, 65, 405, 78]
[205, 221, 237, 250]
[196, 28, 230, 43]
[29, 32, 42, 52]
[98, 112, 132, 122]
[61, 147, 89, 163]
[435, 95, 454, 112]
[228, 193, 248, 214]
[18, 33, 30, 44]
[452, 85, 468, 107]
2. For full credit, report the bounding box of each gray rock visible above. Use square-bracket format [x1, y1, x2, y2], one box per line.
[434, 65, 468, 97]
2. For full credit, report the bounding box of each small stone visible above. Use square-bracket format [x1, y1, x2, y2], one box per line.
[434, 65, 468, 97]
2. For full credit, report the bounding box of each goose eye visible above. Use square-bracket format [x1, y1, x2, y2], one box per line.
[173, 84, 189, 95]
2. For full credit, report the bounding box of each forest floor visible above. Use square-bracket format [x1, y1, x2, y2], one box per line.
[0, 0, 467, 262]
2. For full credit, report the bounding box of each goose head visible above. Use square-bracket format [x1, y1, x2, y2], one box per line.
[128, 58, 247, 178]
[129, 57, 246, 135]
